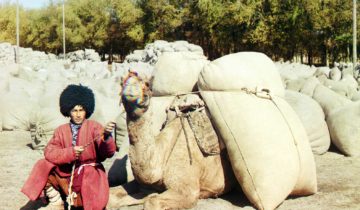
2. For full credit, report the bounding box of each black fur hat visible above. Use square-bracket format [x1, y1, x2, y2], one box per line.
[59, 84, 95, 118]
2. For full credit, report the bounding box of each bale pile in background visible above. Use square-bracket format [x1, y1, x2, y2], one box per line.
[277, 61, 360, 157]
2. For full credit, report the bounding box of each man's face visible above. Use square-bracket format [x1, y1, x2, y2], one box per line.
[70, 105, 86, 124]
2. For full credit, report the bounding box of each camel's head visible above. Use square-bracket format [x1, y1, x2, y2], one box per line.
[120, 71, 152, 119]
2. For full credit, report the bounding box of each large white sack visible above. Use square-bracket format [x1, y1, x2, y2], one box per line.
[29, 106, 68, 150]
[299, 76, 320, 97]
[112, 62, 154, 81]
[35, 69, 49, 81]
[70, 61, 109, 79]
[198, 52, 316, 210]
[340, 74, 358, 90]
[8, 77, 44, 100]
[200, 92, 317, 210]
[312, 84, 352, 118]
[0, 70, 10, 94]
[326, 102, 360, 156]
[90, 92, 122, 125]
[147, 96, 176, 136]
[38, 81, 69, 108]
[0, 92, 38, 131]
[87, 79, 120, 98]
[17, 65, 35, 81]
[276, 62, 316, 81]
[351, 90, 360, 101]
[314, 67, 330, 78]
[285, 78, 306, 92]
[285, 90, 330, 155]
[198, 52, 285, 97]
[152, 52, 209, 96]
[329, 67, 341, 81]
[322, 78, 356, 99]
[3, 63, 20, 77]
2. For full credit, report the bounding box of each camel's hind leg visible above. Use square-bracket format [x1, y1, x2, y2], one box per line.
[144, 188, 199, 210]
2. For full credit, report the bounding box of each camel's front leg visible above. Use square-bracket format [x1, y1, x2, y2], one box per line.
[144, 188, 200, 210]
[107, 180, 147, 208]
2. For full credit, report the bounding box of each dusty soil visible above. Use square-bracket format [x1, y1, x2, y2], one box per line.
[1, 130, 359, 210]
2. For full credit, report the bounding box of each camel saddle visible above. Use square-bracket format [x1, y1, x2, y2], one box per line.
[167, 94, 221, 156]
[186, 110, 221, 156]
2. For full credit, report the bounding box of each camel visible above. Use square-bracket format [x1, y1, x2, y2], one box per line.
[107, 73, 237, 210]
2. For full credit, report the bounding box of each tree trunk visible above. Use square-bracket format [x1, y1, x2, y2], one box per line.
[308, 48, 313, 66]
[321, 44, 328, 66]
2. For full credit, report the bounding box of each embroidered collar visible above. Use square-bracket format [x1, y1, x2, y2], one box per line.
[70, 122, 82, 146]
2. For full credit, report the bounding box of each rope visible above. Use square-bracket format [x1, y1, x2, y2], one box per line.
[65, 126, 111, 209]
[66, 163, 76, 210]
[165, 126, 183, 166]
[160, 88, 273, 99]
[180, 115, 193, 165]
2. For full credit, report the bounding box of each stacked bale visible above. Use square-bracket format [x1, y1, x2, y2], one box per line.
[284, 90, 330, 155]
[199, 52, 317, 210]
[111, 40, 205, 85]
[277, 61, 360, 156]
[146, 51, 210, 136]
[0, 42, 57, 69]
[312, 84, 352, 117]
[65, 49, 101, 62]
[0, 43, 124, 152]
[0, 42, 15, 65]
[326, 102, 360, 156]
[152, 52, 209, 96]
[124, 40, 204, 65]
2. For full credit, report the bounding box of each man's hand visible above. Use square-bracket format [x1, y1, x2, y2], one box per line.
[104, 121, 116, 135]
[74, 146, 84, 158]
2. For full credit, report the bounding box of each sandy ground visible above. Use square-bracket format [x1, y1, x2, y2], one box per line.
[1, 130, 359, 210]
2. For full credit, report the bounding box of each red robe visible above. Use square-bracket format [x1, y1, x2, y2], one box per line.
[21, 119, 116, 210]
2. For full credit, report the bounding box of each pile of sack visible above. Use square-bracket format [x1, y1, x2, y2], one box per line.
[135, 51, 318, 209]
[0, 55, 123, 150]
[277, 61, 360, 156]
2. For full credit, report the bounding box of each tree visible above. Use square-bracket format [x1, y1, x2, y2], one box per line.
[23, 2, 62, 53]
[138, 0, 182, 42]
[107, 0, 144, 61]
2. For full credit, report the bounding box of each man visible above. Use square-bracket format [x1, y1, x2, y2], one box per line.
[21, 84, 117, 210]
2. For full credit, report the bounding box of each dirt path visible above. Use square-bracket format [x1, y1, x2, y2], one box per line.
[0, 131, 359, 210]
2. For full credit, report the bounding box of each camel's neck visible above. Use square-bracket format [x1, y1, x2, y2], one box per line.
[126, 108, 154, 145]
[125, 99, 183, 185]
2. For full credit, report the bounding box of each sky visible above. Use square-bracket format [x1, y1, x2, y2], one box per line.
[0, 0, 50, 9]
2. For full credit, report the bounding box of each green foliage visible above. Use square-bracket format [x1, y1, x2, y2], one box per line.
[0, 0, 357, 64]
[0, 3, 17, 44]
[138, 0, 183, 42]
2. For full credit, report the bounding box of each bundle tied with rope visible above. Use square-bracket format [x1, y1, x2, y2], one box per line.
[197, 52, 317, 210]
[163, 93, 223, 164]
